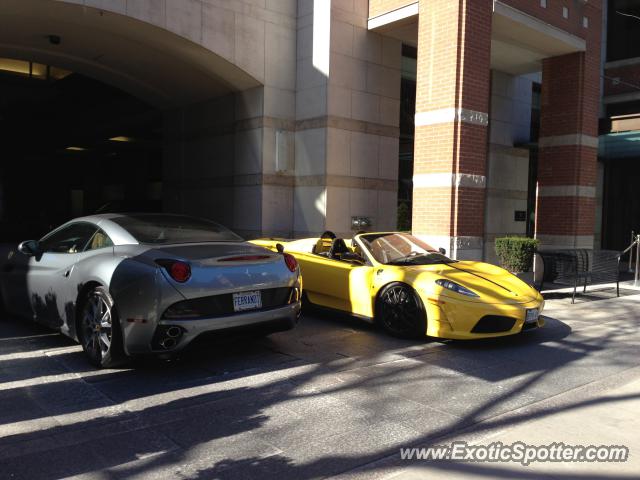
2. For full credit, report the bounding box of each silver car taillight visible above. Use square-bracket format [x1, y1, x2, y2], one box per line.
[156, 259, 191, 283]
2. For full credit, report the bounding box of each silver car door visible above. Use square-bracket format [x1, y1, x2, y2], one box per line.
[62, 228, 116, 336]
[28, 223, 98, 328]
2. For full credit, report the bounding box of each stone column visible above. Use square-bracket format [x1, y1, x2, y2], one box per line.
[294, 0, 402, 238]
[411, 0, 492, 259]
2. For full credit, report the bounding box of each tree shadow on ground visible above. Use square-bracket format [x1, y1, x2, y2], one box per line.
[1, 299, 639, 479]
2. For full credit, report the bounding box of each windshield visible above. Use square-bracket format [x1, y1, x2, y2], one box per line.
[359, 233, 455, 265]
[111, 214, 243, 244]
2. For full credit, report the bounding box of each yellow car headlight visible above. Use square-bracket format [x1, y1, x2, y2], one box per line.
[435, 279, 479, 298]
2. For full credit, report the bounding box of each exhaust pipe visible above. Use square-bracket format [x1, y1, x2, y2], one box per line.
[160, 337, 177, 349]
[157, 326, 183, 350]
[166, 326, 182, 338]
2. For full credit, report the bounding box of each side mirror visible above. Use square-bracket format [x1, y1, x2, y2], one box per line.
[341, 252, 365, 265]
[18, 240, 40, 257]
[439, 247, 447, 255]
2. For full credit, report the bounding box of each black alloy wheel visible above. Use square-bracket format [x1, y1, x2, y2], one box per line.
[376, 283, 426, 338]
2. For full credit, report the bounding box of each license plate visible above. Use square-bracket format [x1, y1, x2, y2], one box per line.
[525, 308, 539, 324]
[232, 291, 262, 312]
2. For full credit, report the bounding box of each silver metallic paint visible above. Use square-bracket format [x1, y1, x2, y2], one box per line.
[0, 214, 301, 357]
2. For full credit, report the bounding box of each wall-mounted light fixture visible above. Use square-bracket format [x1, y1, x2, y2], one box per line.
[351, 216, 372, 231]
[109, 136, 135, 142]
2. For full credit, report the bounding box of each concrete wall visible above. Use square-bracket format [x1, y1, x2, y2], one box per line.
[294, 0, 402, 238]
[139, 1, 299, 238]
[59, 0, 401, 240]
[59, 0, 295, 90]
[163, 92, 241, 236]
[163, 84, 300, 239]
[484, 70, 535, 264]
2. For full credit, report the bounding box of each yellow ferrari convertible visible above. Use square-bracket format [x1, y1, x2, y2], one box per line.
[252, 232, 544, 339]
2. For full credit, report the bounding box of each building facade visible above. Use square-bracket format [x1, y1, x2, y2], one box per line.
[599, 0, 640, 252]
[0, 0, 617, 261]
[371, 0, 602, 259]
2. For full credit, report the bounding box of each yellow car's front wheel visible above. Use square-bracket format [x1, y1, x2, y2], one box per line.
[376, 283, 426, 339]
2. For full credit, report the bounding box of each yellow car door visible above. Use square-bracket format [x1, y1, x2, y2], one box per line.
[297, 253, 375, 318]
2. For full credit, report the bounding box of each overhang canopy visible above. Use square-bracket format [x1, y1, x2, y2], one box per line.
[368, 0, 587, 74]
[367, 2, 418, 46]
[491, 1, 586, 75]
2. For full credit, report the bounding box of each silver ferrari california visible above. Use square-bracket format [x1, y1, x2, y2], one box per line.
[0, 213, 302, 367]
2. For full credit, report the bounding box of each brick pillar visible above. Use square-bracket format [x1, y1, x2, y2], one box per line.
[411, 0, 492, 259]
[536, 8, 601, 249]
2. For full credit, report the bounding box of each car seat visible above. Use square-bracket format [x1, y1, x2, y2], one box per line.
[329, 238, 350, 260]
[90, 231, 109, 250]
[313, 230, 336, 257]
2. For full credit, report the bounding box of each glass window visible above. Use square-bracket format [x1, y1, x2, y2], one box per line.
[111, 214, 243, 244]
[607, 0, 640, 62]
[39, 223, 98, 254]
[359, 233, 455, 265]
[85, 228, 114, 251]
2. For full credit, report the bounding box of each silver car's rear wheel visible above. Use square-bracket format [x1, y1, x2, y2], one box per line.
[79, 286, 125, 368]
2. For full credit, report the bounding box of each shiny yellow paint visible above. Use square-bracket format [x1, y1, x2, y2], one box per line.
[251, 238, 375, 317]
[251, 235, 545, 339]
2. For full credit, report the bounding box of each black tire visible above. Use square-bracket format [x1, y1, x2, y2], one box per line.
[78, 286, 126, 368]
[301, 291, 322, 316]
[376, 283, 426, 339]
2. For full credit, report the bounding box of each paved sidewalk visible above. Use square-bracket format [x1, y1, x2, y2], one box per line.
[1, 286, 640, 479]
[342, 287, 640, 479]
[371, 376, 640, 480]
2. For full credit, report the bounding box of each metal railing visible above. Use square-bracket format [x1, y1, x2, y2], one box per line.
[622, 232, 640, 286]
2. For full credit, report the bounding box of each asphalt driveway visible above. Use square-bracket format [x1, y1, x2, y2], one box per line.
[1, 289, 640, 479]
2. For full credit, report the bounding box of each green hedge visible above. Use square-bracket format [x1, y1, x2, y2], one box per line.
[494, 237, 539, 273]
